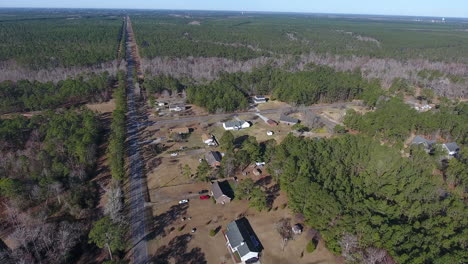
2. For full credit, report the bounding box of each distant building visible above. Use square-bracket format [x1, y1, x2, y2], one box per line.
[169, 127, 190, 134]
[169, 104, 186, 112]
[223, 120, 251, 131]
[211, 181, 232, 204]
[202, 133, 216, 146]
[253, 96, 267, 104]
[411, 136, 435, 152]
[225, 218, 262, 263]
[279, 114, 300, 125]
[443, 142, 460, 156]
[205, 151, 222, 167]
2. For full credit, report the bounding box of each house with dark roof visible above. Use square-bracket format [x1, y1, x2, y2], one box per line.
[225, 218, 262, 263]
[279, 114, 299, 125]
[211, 181, 232, 204]
[205, 151, 222, 167]
[411, 136, 436, 152]
[443, 142, 460, 156]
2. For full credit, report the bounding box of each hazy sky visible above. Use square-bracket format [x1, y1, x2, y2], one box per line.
[1, 0, 467, 18]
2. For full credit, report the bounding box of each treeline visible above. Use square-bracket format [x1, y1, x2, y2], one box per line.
[182, 65, 378, 112]
[344, 98, 468, 144]
[0, 17, 122, 69]
[0, 72, 115, 113]
[144, 74, 185, 94]
[132, 14, 468, 63]
[0, 109, 101, 263]
[108, 71, 127, 181]
[186, 80, 249, 113]
[268, 134, 467, 264]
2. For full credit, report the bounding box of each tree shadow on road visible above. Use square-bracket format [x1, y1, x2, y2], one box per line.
[144, 203, 189, 241]
[149, 234, 207, 264]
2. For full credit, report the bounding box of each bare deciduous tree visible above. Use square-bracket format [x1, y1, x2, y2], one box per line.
[276, 218, 293, 251]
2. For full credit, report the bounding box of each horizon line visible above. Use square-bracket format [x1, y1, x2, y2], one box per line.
[0, 6, 467, 20]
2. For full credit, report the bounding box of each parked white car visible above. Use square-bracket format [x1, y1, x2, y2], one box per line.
[267, 131, 274, 136]
[170, 152, 179, 157]
[178, 199, 189, 204]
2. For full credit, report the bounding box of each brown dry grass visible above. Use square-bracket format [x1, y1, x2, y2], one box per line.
[147, 181, 339, 264]
[86, 99, 116, 113]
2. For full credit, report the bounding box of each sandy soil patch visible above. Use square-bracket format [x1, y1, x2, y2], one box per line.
[86, 99, 116, 113]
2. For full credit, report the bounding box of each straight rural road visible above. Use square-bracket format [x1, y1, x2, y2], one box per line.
[125, 16, 148, 264]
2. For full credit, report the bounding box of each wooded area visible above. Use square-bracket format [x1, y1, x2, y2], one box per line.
[0, 72, 115, 113]
[0, 15, 122, 69]
[132, 12, 468, 63]
[268, 134, 467, 264]
[0, 109, 101, 263]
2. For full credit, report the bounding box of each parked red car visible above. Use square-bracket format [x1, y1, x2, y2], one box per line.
[199, 195, 210, 200]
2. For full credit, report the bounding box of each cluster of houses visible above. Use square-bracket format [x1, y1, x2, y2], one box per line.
[411, 136, 460, 156]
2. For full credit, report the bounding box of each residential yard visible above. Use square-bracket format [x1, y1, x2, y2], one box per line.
[146, 180, 340, 264]
[255, 100, 290, 111]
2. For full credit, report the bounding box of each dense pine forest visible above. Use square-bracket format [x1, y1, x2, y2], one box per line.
[269, 135, 467, 264]
[132, 12, 468, 63]
[0, 13, 122, 69]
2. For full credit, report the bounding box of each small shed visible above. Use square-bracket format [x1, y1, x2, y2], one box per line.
[252, 168, 262, 176]
[267, 119, 278, 126]
[292, 224, 303, 235]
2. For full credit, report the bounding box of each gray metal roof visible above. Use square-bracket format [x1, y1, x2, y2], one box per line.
[211, 181, 225, 199]
[444, 142, 460, 152]
[280, 114, 299, 124]
[225, 218, 261, 255]
[224, 120, 246, 128]
[237, 243, 252, 257]
[411, 136, 435, 146]
[226, 221, 244, 248]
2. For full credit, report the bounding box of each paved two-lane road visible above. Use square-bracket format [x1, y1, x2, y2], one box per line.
[125, 16, 148, 264]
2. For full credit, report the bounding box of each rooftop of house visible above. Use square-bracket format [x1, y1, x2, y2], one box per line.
[226, 218, 262, 256]
[224, 120, 247, 128]
[411, 136, 436, 146]
[280, 114, 299, 123]
[211, 180, 232, 199]
[205, 151, 222, 165]
[444, 142, 460, 152]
